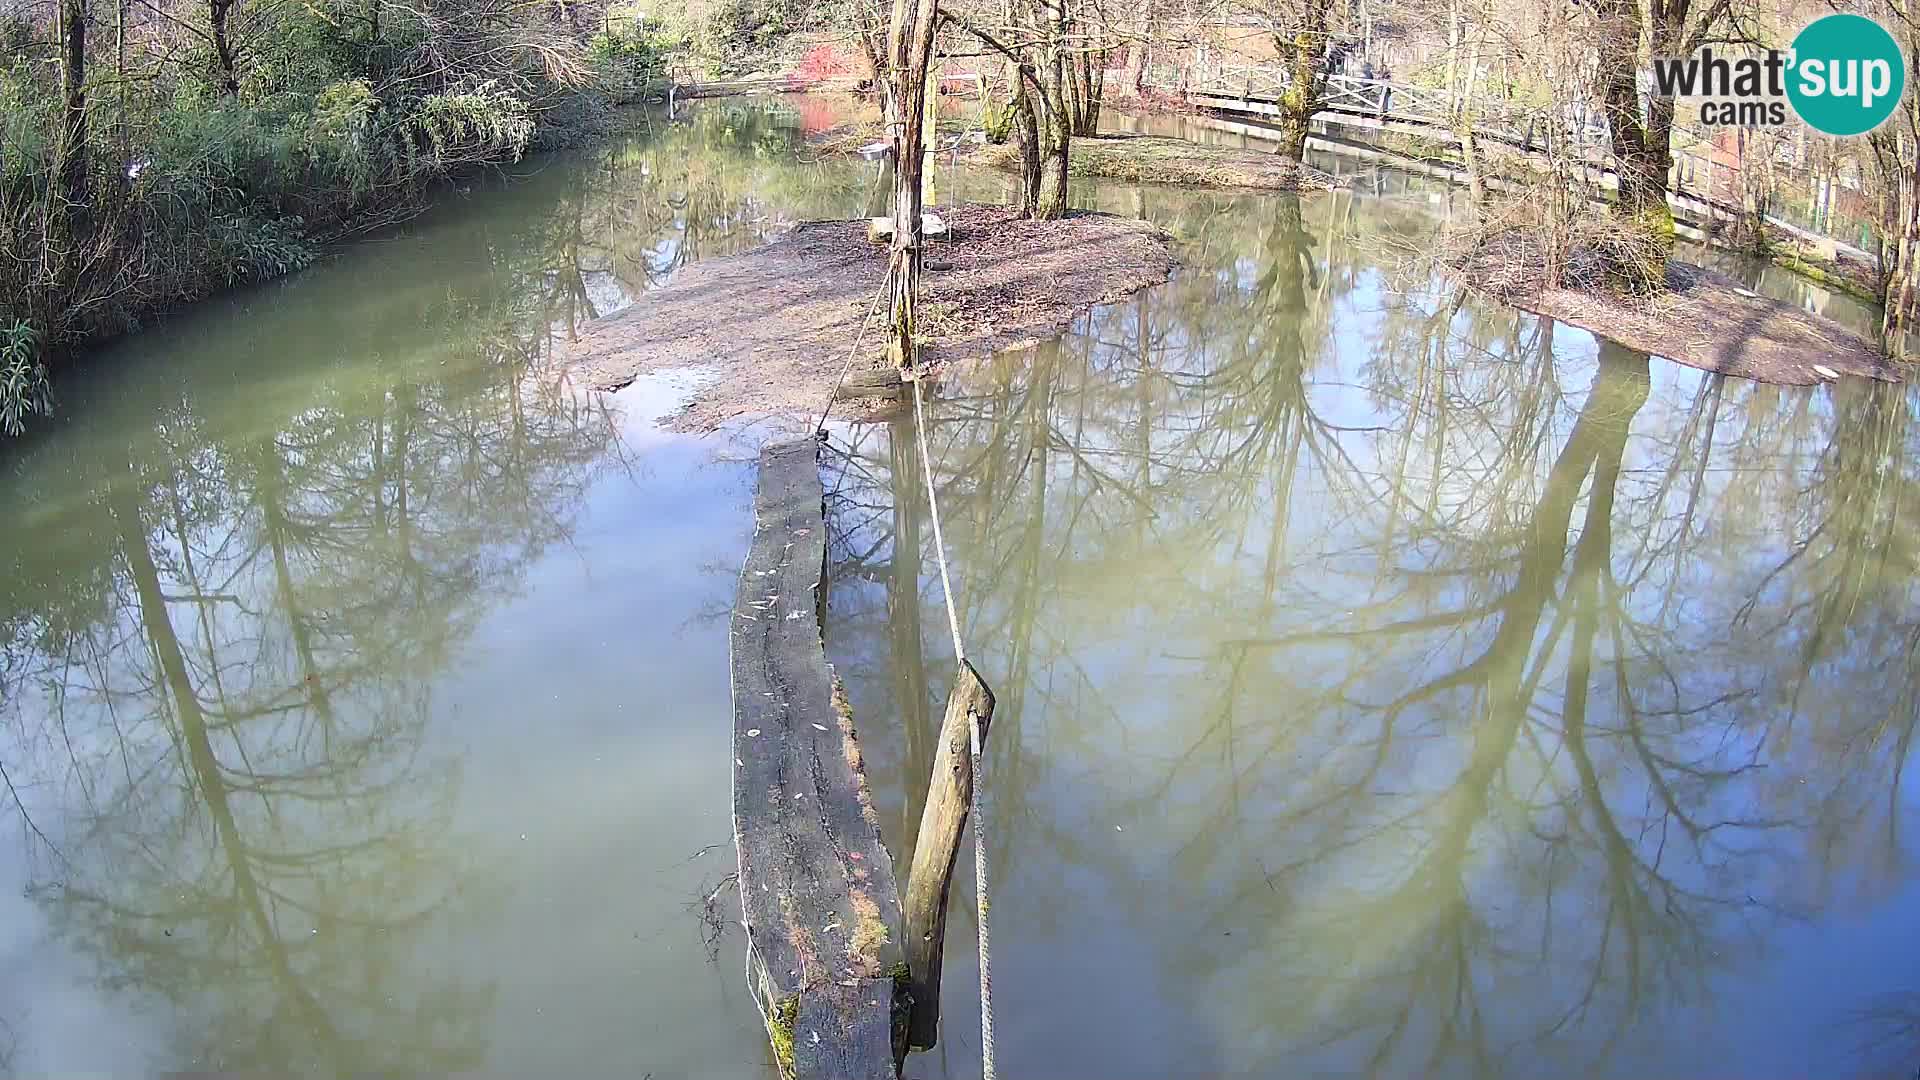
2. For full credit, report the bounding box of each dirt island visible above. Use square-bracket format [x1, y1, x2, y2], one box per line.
[1455, 227, 1903, 387]
[562, 204, 1178, 429]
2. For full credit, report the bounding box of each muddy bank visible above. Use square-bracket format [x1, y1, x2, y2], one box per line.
[1480, 260, 1900, 386]
[981, 133, 1341, 191]
[564, 204, 1177, 428]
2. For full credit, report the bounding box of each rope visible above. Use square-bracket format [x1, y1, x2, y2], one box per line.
[907, 372, 994, 1080]
[813, 279, 890, 435]
[909, 373, 966, 665]
[969, 696, 996, 1080]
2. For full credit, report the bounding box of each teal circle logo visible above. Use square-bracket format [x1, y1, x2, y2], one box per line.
[1787, 14, 1905, 136]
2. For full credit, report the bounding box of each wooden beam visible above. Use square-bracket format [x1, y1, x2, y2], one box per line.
[901, 660, 996, 1050]
[732, 440, 909, 1080]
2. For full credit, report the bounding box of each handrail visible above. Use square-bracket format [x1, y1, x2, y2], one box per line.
[1153, 62, 1869, 259]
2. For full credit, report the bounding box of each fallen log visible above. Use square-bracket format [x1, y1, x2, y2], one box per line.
[731, 440, 909, 1079]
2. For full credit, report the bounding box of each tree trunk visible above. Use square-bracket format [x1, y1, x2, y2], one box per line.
[1065, 48, 1084, 130]
[1456, 31, 1487, 215]
[1738, 130, 1773, 254]
[1884, 167, 1919, 354]
[884, 0, 939, 368]
[1031, 0, 1071, 219]
[1875, 68, 1920, 356]
[1445, 0, 1460, 109]
[211, 0, 240, 95]
[1594, 0, 1673, 270]
[887, 125, 925, 369]
[1034, 97, 1069, 218]
[112, 0, 126, 154]
[1066, 40, 1103, 135]
[1010, 81, 1041, 215]
[57, 0, 89, 216]
[1124, 21, 1148, 97]
[1273, 0, 1332, 163]
[1086, 51, 1105, 132]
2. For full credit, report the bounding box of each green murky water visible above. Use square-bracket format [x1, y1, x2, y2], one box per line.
[826, 135, 1920, 1079]
[0, 96, 1915, 1078]
[0, 101, 858, 1077]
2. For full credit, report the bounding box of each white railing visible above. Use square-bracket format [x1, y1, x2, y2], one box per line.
[1149, 61, 1867, 258]
[1167, 64, 1613, 152]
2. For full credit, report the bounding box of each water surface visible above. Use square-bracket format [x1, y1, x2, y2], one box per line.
[1, 94, 1913, 1080]
[826, 167, 1920, 1080]
[0, 100, 867, 1077]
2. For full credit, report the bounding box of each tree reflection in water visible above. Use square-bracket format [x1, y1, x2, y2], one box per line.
[2, 96, 1914, 1078]
[0, 96, 890, 1075]
[827, 185, 1920, 1079]
[7, 333, 616, 1073]
[0, 129, 693, 1072]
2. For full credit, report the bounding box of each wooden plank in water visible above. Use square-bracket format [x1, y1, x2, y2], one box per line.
[901, 661, 995, 1050]
[731, 439, 907, 1080]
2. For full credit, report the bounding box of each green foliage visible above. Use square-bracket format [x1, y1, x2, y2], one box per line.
[243, 13, 367, 99]
[767, 995, 799, 1074]
[405, 81, 535, 168]
[650, 0, 809, 73]
[0, 13, 32, 63]
[207, 213, 317, 284]
[312, 79, 379, 143]
[0, 66, 49, 176]
[0, 13, 33, 58]
[589, 18, 673, 71]
[588, 18, 676, 103]
[0, 0, 586, 438]
[0, 322, 51, 437]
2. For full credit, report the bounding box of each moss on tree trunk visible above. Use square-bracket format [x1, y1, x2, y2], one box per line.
[1273, 12, 1330, 164]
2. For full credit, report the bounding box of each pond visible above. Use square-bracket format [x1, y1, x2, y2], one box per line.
[0, 94, 1915, 1079]
[0, 100, 857, 1077]
[828, 145, 1920, 1079]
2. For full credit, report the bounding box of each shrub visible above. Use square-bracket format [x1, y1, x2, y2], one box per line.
[791, 43, 848, 84]
[653, 0, 807, 71]
[1448, 191, 1669, 300]
[0, 0, 591, 437]
[588, 17, 674, 100]
[0, 322, 51, 438]
[405, 81, 535, 169]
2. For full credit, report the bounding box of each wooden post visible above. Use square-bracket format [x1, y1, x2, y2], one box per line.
[901, 660, 995, 1050]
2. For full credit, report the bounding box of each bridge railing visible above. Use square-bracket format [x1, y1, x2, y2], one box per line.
[1173, 64, 1613, 153]
[1151, 60, 1870, 259]
[1192, 60, 1290, 101]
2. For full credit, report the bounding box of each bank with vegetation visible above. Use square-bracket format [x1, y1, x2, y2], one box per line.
[16, 0, 1920, 441]
[0, 0, 692, 437]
